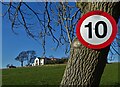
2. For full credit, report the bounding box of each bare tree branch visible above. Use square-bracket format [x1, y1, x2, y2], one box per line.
[3, 2, 119, 58]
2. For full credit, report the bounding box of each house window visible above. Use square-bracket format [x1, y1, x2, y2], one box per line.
[36, 60, 38, 66]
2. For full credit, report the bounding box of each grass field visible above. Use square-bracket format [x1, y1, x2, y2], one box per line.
[1, 63, 120, 86]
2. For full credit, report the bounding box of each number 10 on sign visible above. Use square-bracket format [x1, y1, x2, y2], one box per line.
[76, 11, 117, 49]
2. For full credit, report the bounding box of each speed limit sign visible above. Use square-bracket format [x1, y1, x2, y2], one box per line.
[76, 10, 117, 49]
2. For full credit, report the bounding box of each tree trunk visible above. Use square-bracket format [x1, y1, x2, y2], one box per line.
[60, 2, 120, 87]
[21, 61, 23, 67]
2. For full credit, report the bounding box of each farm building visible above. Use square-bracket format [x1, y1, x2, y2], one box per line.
[31, 57, 68, 66]
[32, 57, 51, 66]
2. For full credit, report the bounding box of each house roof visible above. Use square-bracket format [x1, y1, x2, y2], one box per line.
[51, 58, 59, 59]
[36, 57, 51, 60]
[35, 57, 61, 60]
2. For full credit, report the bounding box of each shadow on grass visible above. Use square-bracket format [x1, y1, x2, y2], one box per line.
[1, 85, 59, 87]
[99, 83, 120, 87]
[1, 84, 120, 87]
[113, 83, 120, 87]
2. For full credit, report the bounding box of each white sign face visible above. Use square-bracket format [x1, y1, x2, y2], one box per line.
[76, 11, 117, 49]
[80, 15, 112, 45]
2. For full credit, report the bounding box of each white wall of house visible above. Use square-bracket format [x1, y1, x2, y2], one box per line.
[32, 58, 40, 66]
[32, 58, 45, 66]
[40, 59, 44, 65]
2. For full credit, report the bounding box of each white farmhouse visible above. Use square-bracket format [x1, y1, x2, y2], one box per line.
[32, 57, 51, 66]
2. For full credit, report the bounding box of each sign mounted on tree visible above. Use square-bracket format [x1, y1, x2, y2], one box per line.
[76, 10, 117, 49]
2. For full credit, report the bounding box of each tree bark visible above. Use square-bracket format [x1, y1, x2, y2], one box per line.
[60, 2, 120, 87]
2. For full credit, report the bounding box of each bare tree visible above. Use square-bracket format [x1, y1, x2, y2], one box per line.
[2, 1, 120, 86]
[2, 2, 80, 55]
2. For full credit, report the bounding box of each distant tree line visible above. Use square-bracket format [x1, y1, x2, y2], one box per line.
[46, 58, 69, 64]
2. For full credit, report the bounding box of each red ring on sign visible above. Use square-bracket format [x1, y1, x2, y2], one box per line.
[76, 10, 117, 49]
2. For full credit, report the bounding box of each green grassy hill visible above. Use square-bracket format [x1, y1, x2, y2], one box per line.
[1, 63, 120, 86]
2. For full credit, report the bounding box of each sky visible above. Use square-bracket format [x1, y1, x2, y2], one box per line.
[1, 2, 120, 68]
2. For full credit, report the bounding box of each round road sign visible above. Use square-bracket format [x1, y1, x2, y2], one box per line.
[76, 10, 117, 49]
